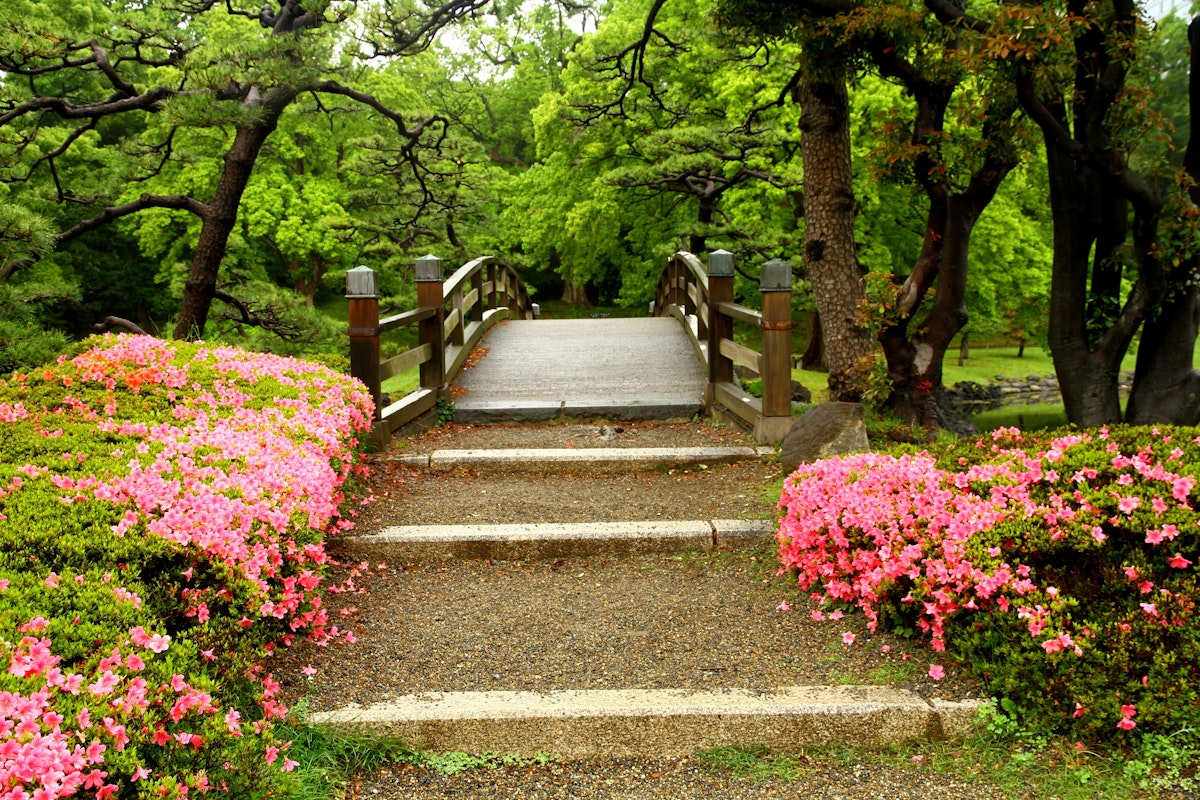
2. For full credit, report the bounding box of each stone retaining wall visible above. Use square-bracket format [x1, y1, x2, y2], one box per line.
[943, 372, 1135, 409]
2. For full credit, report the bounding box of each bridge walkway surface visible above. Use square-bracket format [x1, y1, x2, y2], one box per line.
[450, 317, 707, 423]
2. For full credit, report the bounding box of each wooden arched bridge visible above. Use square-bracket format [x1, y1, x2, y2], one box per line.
[346, 251, 797, 447]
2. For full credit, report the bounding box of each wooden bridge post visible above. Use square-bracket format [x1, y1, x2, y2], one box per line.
[470, 260, 485, 324]
[671, 255, 686, 310]
[705, 250, 735, 410]
[416, 255, 446, 397]
[346, 266, 383, 425]
[757, 258, 795, 443]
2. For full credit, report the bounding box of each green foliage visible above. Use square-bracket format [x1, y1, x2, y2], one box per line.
[435, 397, 456, 426]
[0, 203, 56, 282]
[206, 279, 349, 358]
[698, 745, 805, 781]
[417, 750, 555, 775]
[0, 283, 73, 374]
[274, 715, 422, 797]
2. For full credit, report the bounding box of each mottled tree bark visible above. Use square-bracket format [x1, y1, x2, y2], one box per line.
[797, 71, 872, 401]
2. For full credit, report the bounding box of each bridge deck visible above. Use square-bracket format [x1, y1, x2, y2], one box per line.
[451, 318, 706, 423]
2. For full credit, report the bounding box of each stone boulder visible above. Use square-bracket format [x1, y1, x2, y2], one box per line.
[791, 380, 812, 404]
[780, 402, 868, 473]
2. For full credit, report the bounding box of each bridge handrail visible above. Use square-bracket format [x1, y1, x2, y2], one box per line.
[652, 250, 794, 443]
[347, 255, 536, 445]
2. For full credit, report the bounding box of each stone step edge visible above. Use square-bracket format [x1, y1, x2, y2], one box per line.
[385, 445, 776, 471]
[308, 685, 982, 758]
[453, 399, 705, 425]
[339, 519, 774, 560]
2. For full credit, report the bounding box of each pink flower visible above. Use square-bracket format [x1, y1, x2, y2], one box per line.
[842, 632, 856, 646]
[1168, 553, 1192, 568]
[928, 664, 945, 681]
[775, 601, 791, 612]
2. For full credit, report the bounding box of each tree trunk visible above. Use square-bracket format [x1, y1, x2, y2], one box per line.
[173, 86, 297, 340]
[797, 71, 872, 401]
[800, 309, 825, 371]
[561, 279, 591, 307]
[1126, 287, 1200, 423]
[880, 193, 980, 427]
[689, 198, 714, 255]
[1042, 137, 1127, 425]
[290, 253, 323, 307]
[1125, 17, 1200, 424]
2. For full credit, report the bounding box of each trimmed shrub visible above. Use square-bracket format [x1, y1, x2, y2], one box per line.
[777, 426, 1199, 739]
[0, 334, 372, 798]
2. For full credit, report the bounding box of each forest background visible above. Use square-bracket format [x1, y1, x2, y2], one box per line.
[1, 0, 1197, 429]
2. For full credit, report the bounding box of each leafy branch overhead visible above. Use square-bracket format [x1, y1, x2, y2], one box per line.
[0, 0, 499, 339]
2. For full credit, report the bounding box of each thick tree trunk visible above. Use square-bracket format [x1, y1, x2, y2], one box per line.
[1043, 145, 1126, 425]
[797, 71, 872, 401]
[561, 279, 591, 307]
[290, 253, 323, 307]
[800, 310, 825, 371]
[689, 199, 714, 255]
[173, 86, 297, 340]
[880, 194, 978, 428]
[1125, 17, 1200, 424]
[1126, 287, 1200, 423]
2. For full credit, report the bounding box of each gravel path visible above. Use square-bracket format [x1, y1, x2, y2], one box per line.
[278, 552, 976, 712]
[359, 756, 1013, 799]
[271, 420, 1000, 799]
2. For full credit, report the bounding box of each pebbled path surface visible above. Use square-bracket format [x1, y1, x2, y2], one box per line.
[272, 420, 1007, 799]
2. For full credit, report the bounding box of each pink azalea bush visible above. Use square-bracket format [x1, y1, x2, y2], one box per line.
[0, 334, 373, 798]
[777, 425, 1199, 739]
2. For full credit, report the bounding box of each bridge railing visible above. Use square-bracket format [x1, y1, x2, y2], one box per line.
[347, 254, 536, 444]
[652, 249, 794, 443]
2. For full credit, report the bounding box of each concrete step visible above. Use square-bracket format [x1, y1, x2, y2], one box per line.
[390, 445, 775, 472]
[309, 685, 982, 758]
[340, 518, 773, 561]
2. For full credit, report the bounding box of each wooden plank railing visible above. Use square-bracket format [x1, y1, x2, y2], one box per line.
[652, 250, 794, 443]
[347, 254, 536, 445]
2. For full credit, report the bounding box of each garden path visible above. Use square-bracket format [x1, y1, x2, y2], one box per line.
[270, 420, 997, 798]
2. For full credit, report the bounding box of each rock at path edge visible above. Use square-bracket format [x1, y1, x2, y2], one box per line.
[780, 402, 868, 473]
